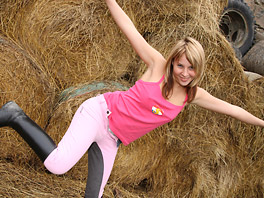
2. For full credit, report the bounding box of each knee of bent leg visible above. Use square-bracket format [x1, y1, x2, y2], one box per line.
[44, 159, 71, 175]
[43, 151, 72, 175]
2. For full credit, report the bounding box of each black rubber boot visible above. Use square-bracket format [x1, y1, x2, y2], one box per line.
[0, 101, 57, 162]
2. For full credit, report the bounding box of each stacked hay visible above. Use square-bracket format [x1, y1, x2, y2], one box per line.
[0, 0, 136, 90]
[0, 0, 263, 197]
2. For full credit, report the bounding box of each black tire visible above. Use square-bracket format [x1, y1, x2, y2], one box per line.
[219, 0, 255, 56]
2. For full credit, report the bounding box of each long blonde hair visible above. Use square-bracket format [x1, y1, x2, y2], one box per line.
[162, 37, 205, 103]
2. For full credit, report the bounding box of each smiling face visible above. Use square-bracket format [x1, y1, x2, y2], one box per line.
[173, 53, 196, 87]
[162, 37, 205, 102]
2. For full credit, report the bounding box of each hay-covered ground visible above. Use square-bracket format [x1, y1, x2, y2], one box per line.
[0, 0, 263, 197]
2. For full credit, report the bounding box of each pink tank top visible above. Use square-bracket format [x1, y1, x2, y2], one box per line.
[103, 76, 187, 146]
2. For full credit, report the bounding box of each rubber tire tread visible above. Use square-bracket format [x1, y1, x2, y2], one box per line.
[221, 0, 255, 56]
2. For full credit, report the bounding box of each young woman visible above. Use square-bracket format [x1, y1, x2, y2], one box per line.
[0, 0, 263, 197]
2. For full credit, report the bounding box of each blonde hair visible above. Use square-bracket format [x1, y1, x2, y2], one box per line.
[162, 37, 205, 103]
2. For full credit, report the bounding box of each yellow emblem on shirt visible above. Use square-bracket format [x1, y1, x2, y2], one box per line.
[152, 105, 164, 116]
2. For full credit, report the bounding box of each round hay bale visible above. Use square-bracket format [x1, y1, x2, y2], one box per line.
[0, 35, 56, 167]
[0, 0, 136, 90]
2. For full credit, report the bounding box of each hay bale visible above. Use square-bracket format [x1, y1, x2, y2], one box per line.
[0, 0, 137, 90]
[0, 35, 56, 167]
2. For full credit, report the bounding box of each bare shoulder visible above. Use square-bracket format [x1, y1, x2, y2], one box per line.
[193, 87, 205, 98]
[191, 87, 211, 104]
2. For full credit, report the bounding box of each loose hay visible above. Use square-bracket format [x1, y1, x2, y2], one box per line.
[0, 159, 85, 197]
[0, 0, 264, 197]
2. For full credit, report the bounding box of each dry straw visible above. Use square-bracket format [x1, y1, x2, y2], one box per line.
[0, 160, 86, 197]
[0, 0, 263, 197]
[0, 0, 137, 90]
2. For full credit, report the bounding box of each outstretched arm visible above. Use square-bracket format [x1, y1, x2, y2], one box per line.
[105, 0, 165, 68]
[192, 87, 264, 127]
